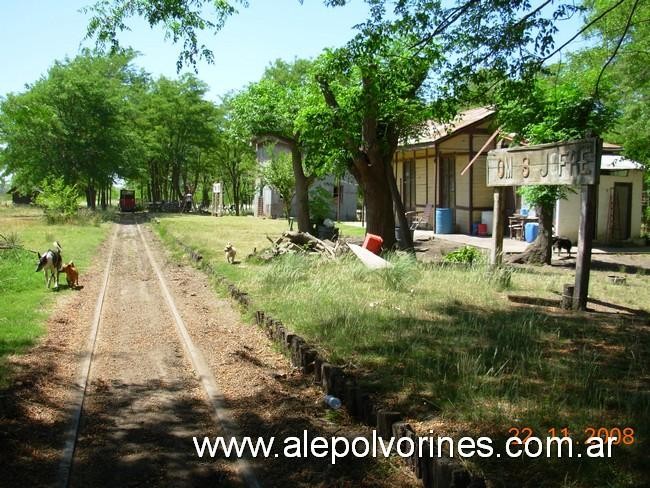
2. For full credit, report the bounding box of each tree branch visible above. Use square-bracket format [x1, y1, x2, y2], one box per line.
[539, 0, 629, 63]
[411, 0, 482, 51]
[254, 132, 298, 148]
[315, 75, 364, 164]
[594, 0, 641, 98]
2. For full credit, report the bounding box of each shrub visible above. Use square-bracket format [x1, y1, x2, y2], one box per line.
[443, 246, 484, 265]
[35, 178, 79, 222]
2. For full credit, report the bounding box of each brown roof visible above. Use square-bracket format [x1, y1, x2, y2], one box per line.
[602, 142, 622, 153]
[401, 107, 622, 153]
[403, 107, 496, 147]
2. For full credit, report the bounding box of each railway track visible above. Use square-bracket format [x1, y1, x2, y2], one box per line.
[57, 216, 259, 488]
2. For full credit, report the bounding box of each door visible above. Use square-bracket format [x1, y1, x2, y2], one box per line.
[439, 155, 455, 209]
[612, 183, 633, 240]
[402, 159, 416, 213]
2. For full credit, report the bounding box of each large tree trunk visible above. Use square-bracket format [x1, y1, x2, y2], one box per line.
[384, 156, 414, 250]
[201, 175, 210, 207]
[509, 204, 553, 264]
[172, 164, 183, 201]
[291, 145, 311, 232]
[86, 185, 96, 210]
[355, 159, 396, 249]
[233, 177, 241, 216]
[100, 184, 107, 210]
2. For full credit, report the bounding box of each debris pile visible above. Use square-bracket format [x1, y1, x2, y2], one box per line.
[260, 231, 344, 260]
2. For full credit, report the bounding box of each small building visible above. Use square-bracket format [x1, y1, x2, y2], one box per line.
[393, 107, 506, 233]
[253, 139, 358, 222]
[393, 109, 645, 242]
[8, 186, 38, 204]
[554, 149, 645, 243]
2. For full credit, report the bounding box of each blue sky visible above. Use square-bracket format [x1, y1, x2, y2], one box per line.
[0, 0, 370, 100]
[1, 1, 590, 101]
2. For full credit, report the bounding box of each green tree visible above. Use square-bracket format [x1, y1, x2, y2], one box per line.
[261, 150, 295, 223]
[210, 102, 257, 214]
[491, 0, 648, 263]
[581, 0, 650, 167]
[35, 177, 81, 219]
[135, 74, 220, 202]
[231, 59, 316, 232]
[85, 0, 585, 247]
[304, 35, 433, 248]
[0, 51, 141, 209]
[496, 75, 614, 263]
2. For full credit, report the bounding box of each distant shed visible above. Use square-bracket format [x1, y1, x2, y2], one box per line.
[8, 187, 38, 204]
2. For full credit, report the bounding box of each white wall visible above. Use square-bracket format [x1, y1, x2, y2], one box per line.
[554, 190, 581, 242]
[255, 140, 359, 221]
[554, 170, 644, 242]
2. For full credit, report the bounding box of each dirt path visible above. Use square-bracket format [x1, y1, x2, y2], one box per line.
[69, 221, 237, 487]
[1, 219, 415, 488]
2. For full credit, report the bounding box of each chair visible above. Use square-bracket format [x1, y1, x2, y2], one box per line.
[508, 216, 524, 240]
[509, 223, 524, 240]
[407, 203, 433, 231]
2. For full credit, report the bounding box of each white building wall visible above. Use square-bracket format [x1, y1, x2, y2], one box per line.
[554, 170, 644, 243]
[596, 172, 643, 241]
[554, 190, 582, 242]
[254, 139, 359, 221]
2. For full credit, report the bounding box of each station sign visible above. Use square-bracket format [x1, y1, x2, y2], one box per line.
[486, 138, 599, 187]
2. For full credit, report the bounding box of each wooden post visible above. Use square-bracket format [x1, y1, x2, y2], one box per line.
[561, 284, 575, 310]
[433, 142, 439, 232]
[468, 133, 474, 234]
[212, 181, 222, 217]
[490, 188, 504, 266]
[573, 137, 602, 311]
[573, 184, 597, 310]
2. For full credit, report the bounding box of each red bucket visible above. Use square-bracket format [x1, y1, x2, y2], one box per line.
[477, 223, 488, 237]
[362, 233, 383, 255]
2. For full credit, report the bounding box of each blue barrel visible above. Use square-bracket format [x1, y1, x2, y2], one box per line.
[525, 222, 539, 243]
[435, 208, 453, 234]
[471, 223, 479, 236]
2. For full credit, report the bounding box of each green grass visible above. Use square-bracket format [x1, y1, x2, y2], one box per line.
[337, 223, 366, 238]
[0, 205, 111, 385]
[154, 215, 650, 487]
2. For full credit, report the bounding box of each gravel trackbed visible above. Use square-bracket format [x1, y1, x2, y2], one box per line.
[0, 218, 415, 488]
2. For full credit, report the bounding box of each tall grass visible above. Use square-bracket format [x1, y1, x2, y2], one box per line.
[155, 215, 650, 486]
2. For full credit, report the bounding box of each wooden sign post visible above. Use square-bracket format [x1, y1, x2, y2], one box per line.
[573, 184, 597, 310]
[486, 138, 601, 311]
[490, 188, 505, 266]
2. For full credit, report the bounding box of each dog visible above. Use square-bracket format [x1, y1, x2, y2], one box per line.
[61, 261, 79, 288]
[36, 241, 63, 288]
[552, 236, 572, 257]
[224, 243, 236, 264]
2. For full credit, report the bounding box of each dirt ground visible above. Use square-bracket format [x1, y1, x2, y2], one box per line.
[411, 236, 464, 262]
[413, 234, 650, 273]
[0, 220, 416, 488]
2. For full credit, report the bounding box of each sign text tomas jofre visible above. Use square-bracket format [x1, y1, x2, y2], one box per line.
[486, 139, 599, 187]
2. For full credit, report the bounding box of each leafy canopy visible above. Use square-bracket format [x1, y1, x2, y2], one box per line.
[0, 50, 142, 191]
